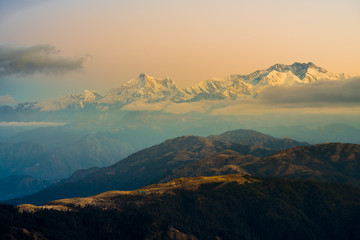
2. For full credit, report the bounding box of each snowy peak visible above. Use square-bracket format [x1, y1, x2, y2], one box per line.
[135, 73, 177, 91]
[267, 62, 322, 74]
[102, 73, 180, 104]
[256, 70, 302, 87]
[74, 90, 102, 103]
[36, 90, 102, 111]
[182, 78, 254, 101]
[121, 73, 175, 89]
[265, 62, 348, 83]
[292, 62, 327, 74]
[185, 78, 229, 95]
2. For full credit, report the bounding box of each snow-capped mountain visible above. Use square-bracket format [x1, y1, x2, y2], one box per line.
[101, 73, 180, 104]
[15, 62, 350, 111]
[265, 62, 348, 83]
[36, 90, 102, 111]
[175, 62, 349, 101]
[181, 77, 254, 101]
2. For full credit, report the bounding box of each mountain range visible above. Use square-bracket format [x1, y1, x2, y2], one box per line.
[1, 62, 349, 114]
[3, 126, 360, 203]
[10, 128, 360, 206]
[0, 62, 356, 147]
[7, 129, 308, 204]
[0, 129, 303, 201]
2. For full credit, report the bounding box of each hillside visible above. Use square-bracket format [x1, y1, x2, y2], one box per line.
[252, 143, 360, 184]
[1, 128, 304, 201]
[3, 175, 360, 240]
[10, 133, 360, 206]
[208, 129, 308, 150]
[9, 134, 275, 205]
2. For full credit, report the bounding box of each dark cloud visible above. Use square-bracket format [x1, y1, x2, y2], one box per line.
[259, 78, 360, 107]
[0, 44, 84, 78]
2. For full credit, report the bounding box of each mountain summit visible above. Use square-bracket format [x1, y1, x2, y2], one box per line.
[101, 73, 180, 104]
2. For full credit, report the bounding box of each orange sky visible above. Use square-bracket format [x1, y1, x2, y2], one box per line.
[0, 0, 359, 100]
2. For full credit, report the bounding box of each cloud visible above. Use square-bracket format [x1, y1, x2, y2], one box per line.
[0, 121, 65, 127]
[0, 44, 84, 78]
[120, 100, 225, 114]
[258, 78, 360, 107]
[210, 78, 360, 116]
[0, 95, 14, 105]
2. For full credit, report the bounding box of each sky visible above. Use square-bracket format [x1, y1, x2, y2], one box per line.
[0, 0, 359, 103]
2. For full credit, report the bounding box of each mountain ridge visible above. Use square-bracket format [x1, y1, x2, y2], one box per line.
[3, 62, 349, 112]
[10, 140, 360, 206]
[7, 175, 360, 240]
[3, 129, 322, 205]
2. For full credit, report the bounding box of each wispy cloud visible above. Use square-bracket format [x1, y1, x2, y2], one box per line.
[0, 44, 84, 78]
[258, 78, 360, 107]
[0, 95, 14, 105]
[120, 100, 215, 114]
[209, 78, 360, 116]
